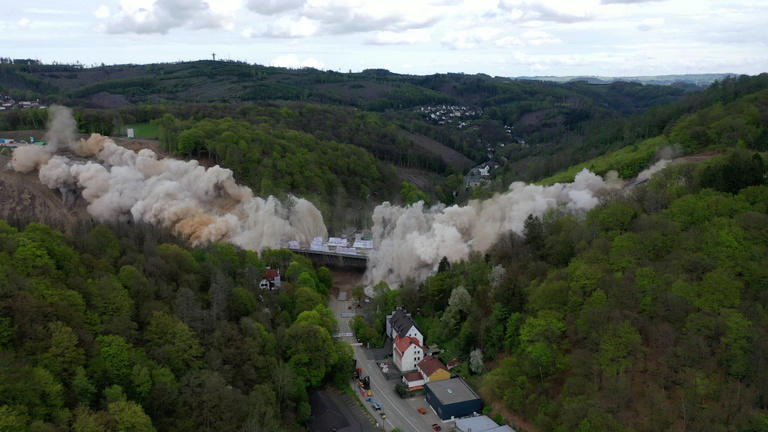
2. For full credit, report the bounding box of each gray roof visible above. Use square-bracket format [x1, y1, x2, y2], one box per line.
[389, 309, 415, 337]
[426, 378, 481, 405]
[455, 415, 516, 432]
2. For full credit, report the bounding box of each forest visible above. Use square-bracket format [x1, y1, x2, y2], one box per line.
[0, 220, 351, 431]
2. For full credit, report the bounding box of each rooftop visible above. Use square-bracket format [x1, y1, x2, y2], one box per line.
[394, 335, 422, 357]
[426, 378, 481, 405]
[455, 416, 499, 432]
[389, 308, 416, 337]
[403, 371, 422, 382]
[418, 356, 447, 376]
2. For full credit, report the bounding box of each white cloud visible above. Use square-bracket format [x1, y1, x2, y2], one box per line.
[602, 0, 665, 3]
[255, 15, 318, 38]
[521, 29, 561, 45]
[442, 27, 501, 50]
[499, 0, 599, 23]
[366, 29, 431, 45]
[269, 54, 324, 69]
[106, 0, 231, 34]
[247, 0, 306, 15]
[495, 29, 561, 48]
[18, 18, 31, 29]
[637, 17, 664, 31]
[94, 6, 110, 19]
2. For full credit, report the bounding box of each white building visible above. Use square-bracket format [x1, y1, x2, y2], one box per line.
[393, 334, 424, 372]
[386, 307, 424, 345]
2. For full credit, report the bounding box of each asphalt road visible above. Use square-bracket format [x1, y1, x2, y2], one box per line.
[329, 276, 447, 432]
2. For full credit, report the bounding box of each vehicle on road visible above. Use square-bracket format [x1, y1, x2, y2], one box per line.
[432, 424, 441, 431]
[380, 412, 387, 419]
[417, 407, 427, 414]
[370, 400, 382, 410]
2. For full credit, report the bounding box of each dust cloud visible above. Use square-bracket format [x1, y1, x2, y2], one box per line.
[11, 107, 327, 251]
[365, 169, 623, 287]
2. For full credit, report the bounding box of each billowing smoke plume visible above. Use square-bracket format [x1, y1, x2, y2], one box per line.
[10, 104, 75, 173]
[366, 170, 623, 287]
[44, 105, 77, 151]
[13, 109, 327, 251]
[636, 159, 670, 182]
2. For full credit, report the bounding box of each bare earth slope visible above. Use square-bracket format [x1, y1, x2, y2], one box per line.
[0, 154, 88, 231]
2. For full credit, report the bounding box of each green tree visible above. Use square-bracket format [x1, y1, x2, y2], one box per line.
[39, 321, 85, 379]
[598, 321, 642, 377]
[144, 311, 202, 376]
[108, 400, 156, 432]
[284, 321, 337, 387]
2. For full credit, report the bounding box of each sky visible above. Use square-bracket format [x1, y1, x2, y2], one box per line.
[1, 0, 766, 77]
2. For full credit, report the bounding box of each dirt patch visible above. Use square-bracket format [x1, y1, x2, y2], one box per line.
[330, 270, 364, 298]
[394, 166, 440, 192]
[398, 129, 474, 172]
[0, 154, 89, 232]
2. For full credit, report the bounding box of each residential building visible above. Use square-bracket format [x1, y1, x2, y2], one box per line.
[401, 371, 425, 390]
[417, 356, 450, 383]
[259, 268, 281, 290]
[386, 307, 424, 345]
[393, 334, 424, 372]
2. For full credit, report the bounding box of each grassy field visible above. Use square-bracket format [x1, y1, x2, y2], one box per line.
[125, 123, 159, 139]
[539, 135, 668, 184]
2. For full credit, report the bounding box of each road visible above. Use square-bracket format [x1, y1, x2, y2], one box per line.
[329, 271, 446, 432]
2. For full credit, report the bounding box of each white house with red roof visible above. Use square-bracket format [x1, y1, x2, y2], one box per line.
[259, 268, 282, 290]
[393, 334, 424, 372]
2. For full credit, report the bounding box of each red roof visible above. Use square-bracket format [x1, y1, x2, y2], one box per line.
[403, 371, 422, 382]
[394, 335, 422, 358]
[265, 269, 279, 281]
[417, 356, 447, 377]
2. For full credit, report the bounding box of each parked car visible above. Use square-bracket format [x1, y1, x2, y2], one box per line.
[417, 407, 427, 414]
[431, 424, 441, 431]
[379, 412, 387, 419]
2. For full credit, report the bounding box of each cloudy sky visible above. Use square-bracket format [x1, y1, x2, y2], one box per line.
[1, 0, 766, 76]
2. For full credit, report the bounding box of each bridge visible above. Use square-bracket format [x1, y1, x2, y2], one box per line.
[289, 248, 369, 270]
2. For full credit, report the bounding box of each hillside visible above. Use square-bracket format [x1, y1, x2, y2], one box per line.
[1, 60, 694, 185]
[0, 216, 348, 431]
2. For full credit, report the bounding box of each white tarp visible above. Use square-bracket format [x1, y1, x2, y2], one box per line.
[353, 239, 374, 249]
[328, 237, 348, 247]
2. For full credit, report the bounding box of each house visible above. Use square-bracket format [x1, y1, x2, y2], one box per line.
[417, 356, 450, 383]
[393, 334, 424, 372]
[456, 415, 516, 432]
[425, 377, 483, 421]
[259, 268, 281, 290]
[386, 307, 424, 345]
[402, 371, 425, 390]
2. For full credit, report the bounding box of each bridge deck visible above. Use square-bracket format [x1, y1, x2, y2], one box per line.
[289, 248, 369, 270]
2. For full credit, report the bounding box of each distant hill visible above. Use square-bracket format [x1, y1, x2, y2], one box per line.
[515, 73, 736, 87]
